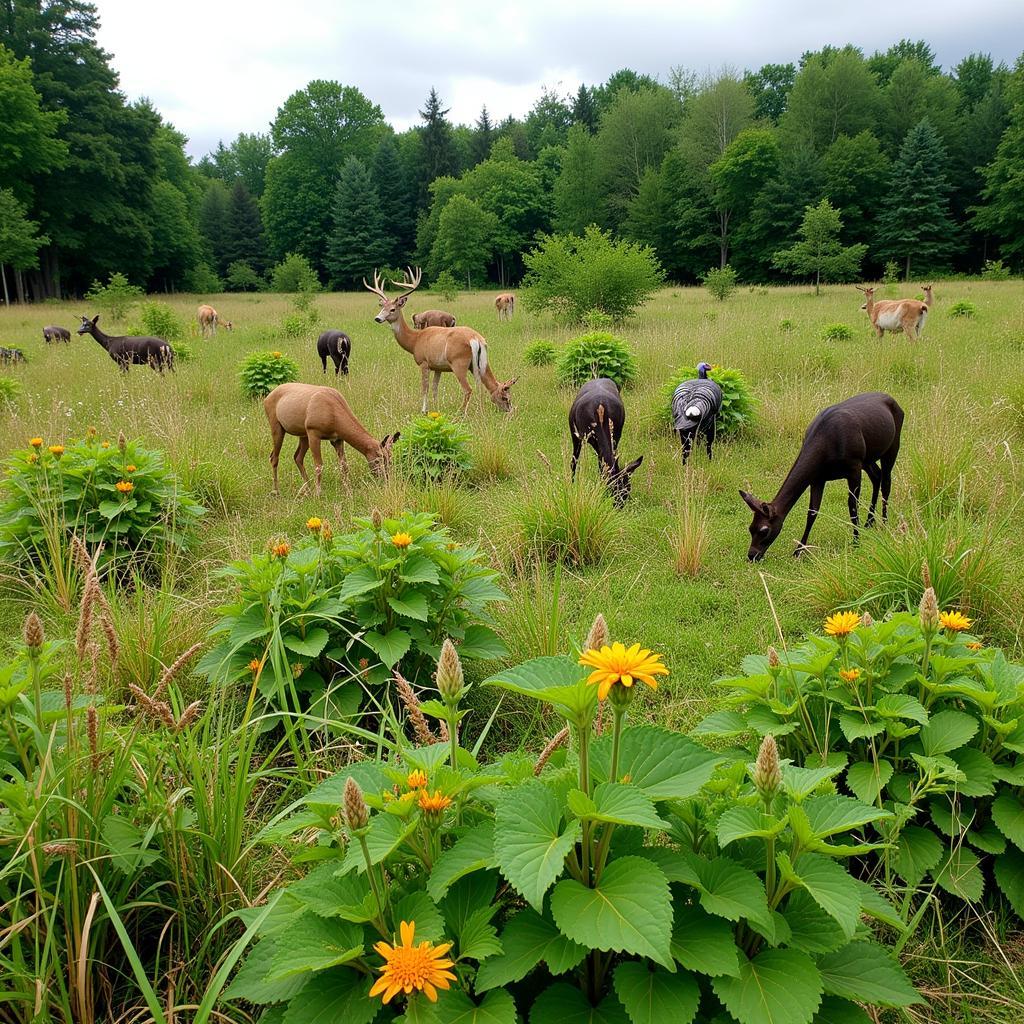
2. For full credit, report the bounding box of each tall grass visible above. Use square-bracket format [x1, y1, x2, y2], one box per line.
[669, 464, 711, 577]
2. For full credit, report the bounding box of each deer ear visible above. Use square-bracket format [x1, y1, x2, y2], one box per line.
[92, 315, 100, 325]
[504, 376, 519, 389]
[739, 489, 770, 516]
[396, 295, 408, 307]
[624, 455, 644, 475]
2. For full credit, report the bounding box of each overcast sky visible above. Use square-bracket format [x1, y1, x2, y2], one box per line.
[94, 0, 1024, 159]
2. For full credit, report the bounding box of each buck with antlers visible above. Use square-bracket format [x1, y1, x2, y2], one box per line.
[364, 267, 517, 414]
[856, 286, 928, 341]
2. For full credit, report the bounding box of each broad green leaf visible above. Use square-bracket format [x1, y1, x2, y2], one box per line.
[812, 996, 871, 1024]
[101, 815, 160, 874]
[566, 782, 668, 830]
[267, 913, 363, 979]
[420, 989, 517, 1023]
[456, 906, 502, 961]
[222, 937, 307, 1003]
[816, 941, 923, 1006]
[854, 880, 904, 930]
[394, 892, 445, 943]
[685, 855, 772, 932]
[845, 760, 893, 805]
[692, 709, 749, 737]
[280, 970, 376, 1024]
[782, 762, 845, 800]
[951, 747, 998, 797]
[992, 789, 1024, 850]
[875, 693, 929, 724]
[399, 553, 440, 584]
[966, 820, 1006, 854]
[338, 813, 415, 874]
[428, 823, 496, 901]
[494, 780, 579, 911]
[994, 846, 1024, 920]
[339, 566, 384, 600]
[712, 949, 823, 1024]
[932, 845, 984, 901]
[781, 891, 849, 954]
[363, 628, 411, 669]
[529, 983, 630, 1024]
[789, 854, 861, 938]
[919, 709, 978, 756]
[613, 961, 700, 1024]
[282, 628, 330, 658]
[838, 713, 885, 742]
[893, 826, 943, 886]
[475, 908, 586, 992]
[483, 656, 594, 720]
[803, 795, 892, 838]
[387, 591, 429, 621]
[716, 806, 787, 847]
[670, 904, 740, 977]
[287, 862, 375, 921]
[549, 856, 673, 969]
[459, 624, 508, 660]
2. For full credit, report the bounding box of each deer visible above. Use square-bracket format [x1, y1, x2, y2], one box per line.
[740, 392, 903, 561]
[922, 284, 934, 308]
[495, 293, 515, 321]
[856, 286, 928, 341]
[43, 325, 71, 344]
[264, 382, 399, 496]
[0, 347, 26, 365]
[412, 310, 456, 329]
[569, 378, 643, 508]
[363, 267, 517, 414]
[317, 330, 351, 375]
[77, 316, 174, 373]
[198, 304, 233, 337]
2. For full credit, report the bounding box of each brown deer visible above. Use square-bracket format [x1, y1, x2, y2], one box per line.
[264, 382, 399, 496]
[495, 293, 515, 320]
[412, 310, 456, 328]
[856, 286, 928, 341]
[922, 284, 934, 307]
[363, 267, 517, 414]
[198, 304, 233, 337]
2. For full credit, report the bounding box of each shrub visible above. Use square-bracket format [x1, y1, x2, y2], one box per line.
[555, 331, 637, 389]
[432, 269, 459, 302]
[269, 252, 321, 293]
[779, 317, 795, 333]
[395, 413, 473, 482]
[172, 341, 195, 363]
[582, 307, 614, 330]
[660, 364, 756, 436]
[521, 225, 664, 323]
[523, 339, 557, 366]
[0, 377, 22, 403]
[882, 259, 900, 284]
[238, 350, 299, 399]
[982, 258, 1010, 281]
[701, 263, 738, 301]
[183, 261, 222, 293]
[948, 299, 977, 318]
[281, 311, 315, 338]
[0, 434, 205, 571]
[821, 321, 853, 341]
[226, 259, 262, 291]
[129, 301, 185, 342]
[84, 271, 143, 321]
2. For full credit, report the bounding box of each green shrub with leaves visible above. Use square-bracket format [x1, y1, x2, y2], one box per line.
[820, 322, 853, 341]
[226, 259, 262, 291]
[556, 331, 637, 390]
[238, 350, 299, 399]
[582, 308, 614, 330]
[84, 271, 143, 321]
[702, 264, 738, 301]
[661, 364, 756, 436]
[0, 377, 22, 403]
[269, 252, 321, 293]
[779, 318, 795, 333]
[172, 340, 195, 363]
[433, 269, 459, 302]
[982, 259, 1010, 281]
[131, 301, 186, 342]
[524, 339, 557, 366]
[948, 299, 977, 319]
[396, 413, 473, 482]
[230, 620, 921, 1024]
[882, 260, 900, 285]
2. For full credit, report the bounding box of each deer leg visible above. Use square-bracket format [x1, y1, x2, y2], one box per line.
[879, 450, 898, 523]
[847, 467, 863, 543]
[332, 440, 351, 494]
[796, 480, 825, 556]
[321, 352, 327, 374]
[452, 366, 473, 415]
[308, 435, 324, 497]
[864, 462, 882, 527]
[269, 423, 285, 495]
[570, 430, 583, 479]
[293, 437, 310, 494]
[431, 370, 442, 408]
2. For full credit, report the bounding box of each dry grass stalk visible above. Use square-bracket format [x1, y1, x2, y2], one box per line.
[153, 641, 204, 700]
[394, 671, 441, 745]
[534, 726, 569, 775]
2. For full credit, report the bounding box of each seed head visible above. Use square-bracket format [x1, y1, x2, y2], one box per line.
[584, 613, 609, 653]
[919, 586, 939, 632]
[752, 734, 782, 799]
[436, 639, 464, 703]
[767, 645, 780, 669]
[343, 777, 370, 832]
[860, 611, 874, 627]
[534, 727, 570, 776]
[921, 560, 932, 590]
[117, 431, 127, 453]
[371, 508, 383, 529]
[395, 671, 439, 745]
[23, 611, 44, 649]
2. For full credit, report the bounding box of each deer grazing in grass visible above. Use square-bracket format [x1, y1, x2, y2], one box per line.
[198, 304, 233, 337]
[569, 378, 643, 508]
[364, 267, 517, 414]
[77, 315, 174, 373]
[495, 293, 515, 320]
[317, 330, 351, 375]
[741, 392, 903, 561]
[264, 382, 399, 496]
[857, 286, 928, 341]
[412, 310, 456, 328]
[43, 325, 71, 344]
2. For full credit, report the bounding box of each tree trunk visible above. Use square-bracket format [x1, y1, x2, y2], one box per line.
[815, 268, 820, 296]
[719, 211, 730, 269]
[0, 264, 9, 306]
[904, 253, 911, 282]
[14, 267, 25, 304]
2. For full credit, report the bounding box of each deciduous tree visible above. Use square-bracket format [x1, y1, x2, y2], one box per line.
[773, 198, 867, 293]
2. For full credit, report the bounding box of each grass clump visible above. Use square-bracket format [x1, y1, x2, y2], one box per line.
[949, 299, 978, 318]
[238, 350, 299, 399]
[556, 331, 637, 389]
[660, 364, 755, 436]
[524, 339, 557, 366]
[820, 321, 854, 341]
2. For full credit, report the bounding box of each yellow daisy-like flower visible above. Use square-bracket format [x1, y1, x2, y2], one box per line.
[824, 611, 860, 637]
[369, 921, 456, 1005]
[391, 532, 413, 548]
[115, 480, 134, 494]
[839, 668, 861, 683]
[248, 658, 262, 673]
[271, 541, 291, 559]
[406, 769, 428, 790]
[940, 610, 972, 632]
[272, 350, 282, 358]
[125, 464, 137, 473]
[306, 516, 322, 532]
[101, 441, 110, 449]
[48, 445, 64, 457]
[578, 642, 669, 701]
[29, 437, 43, 448]
[418, 789, 452, 814]
[427, 411, 442, 419]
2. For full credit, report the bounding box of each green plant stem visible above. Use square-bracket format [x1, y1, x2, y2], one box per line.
[357, 834, 389, 936]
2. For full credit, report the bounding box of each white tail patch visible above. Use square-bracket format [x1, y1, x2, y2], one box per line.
[470, 338, 487, 381]
[686, 405, 701, 418]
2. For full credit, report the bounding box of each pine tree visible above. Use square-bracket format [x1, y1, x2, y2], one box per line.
[875, 118, 957, 278]
[419, 88, 456, 196]
[325, 157, 391, 288]
[553, 125, 602, 233]
[223, 182, 267, 273]
[372, 135, 414, 264]
[199, 179, 232, 275]
[471, 105, 495, 164]
[571, 84, 598, 132]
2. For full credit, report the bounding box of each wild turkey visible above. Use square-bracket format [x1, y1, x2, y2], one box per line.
[671, 362, 723, 464]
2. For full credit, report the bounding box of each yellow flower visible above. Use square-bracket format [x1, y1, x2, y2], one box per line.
[824, 611, 860, 637]
[115, 480, 134, 494]
[306, 516, 322, 532]
[940, 610, 972, 632]
[428, 411, 441, 419]
[48, 445, 64, 457]
[578, 642, 669, 701]
[369, 921, 456, 1005]
[125, 464, 137, 473]
[248, 658, 262, 673]
[406, 769, 428, 790]
[101, 441, 110, 449]
[29, 437, 43, 448]
[391, 532, 413, 548]
[839, 668, 861, 683]
[271, 541, 291, 559]
[27, 453, 38, 464]
[418, 789, 452, 815]
[966, 641, 982, 651]
[272, 350, 282, 358]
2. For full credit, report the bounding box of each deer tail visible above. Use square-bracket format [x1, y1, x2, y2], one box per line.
[470, 338, 487, 382]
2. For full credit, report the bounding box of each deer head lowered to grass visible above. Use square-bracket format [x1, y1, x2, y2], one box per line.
[363, 267, 517, 414]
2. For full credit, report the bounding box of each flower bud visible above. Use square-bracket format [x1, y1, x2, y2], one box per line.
[752, 734, 782, 800]
[23, 611, 44, 650]
[767, 646, 780, 669]
[117, 430, 127, 453]
[436, 639, 464, 703]
[343, 776, 370, 832]
[584, 613, 608, 653]
[920, 560, 932, 590]
[860, 611, 874, 628]
[371, 508, 383, 529]
[919, 586, 939, 632]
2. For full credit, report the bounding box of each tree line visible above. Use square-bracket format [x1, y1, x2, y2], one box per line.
[2, 1, 1023, 300]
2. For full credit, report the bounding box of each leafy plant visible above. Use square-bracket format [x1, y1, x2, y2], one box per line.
[779, 318, 795, 333]
[948, 300, 977, 319]
[981, 259, 1010, 281]
[556, 331, 637, 389]
[269, 252, 321, 293]
[130, 301, 186, 341]
[226, 259, 262, 291]
[184, 260, 223, 293]
[238, 350, 299, 399]
[84, 271, 143, 321]
[660, 364, 756, 436]
[395, 413, 473, 482]
[582, 308, 614, 330]
[820, 322, 853, 341]
[0, 376, 22, 403]
[702, 264, 738, 301]
[433, 269, 459, 302]
[882, 260, 900, 285]
[172, 340, 195, 363]
[524, 339, 557, 366]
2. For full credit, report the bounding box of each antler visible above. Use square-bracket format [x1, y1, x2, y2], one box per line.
[388, 266, 423, 300]
[362, 269, 389, 301]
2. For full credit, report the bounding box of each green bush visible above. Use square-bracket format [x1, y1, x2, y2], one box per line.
[238, 350, 299, 399]
[882, 259, 900, 284]
[948, 299, 977, 319]
[0, 434, 205, 569]
[128, 301, 186, 342]
[396, 413, 472, 482]
[269, 252, 321, 293]
[523, 339, 557, 366]
[172, 341, 195, 363]
[521, 225, 664, 323]
[821, 321, 853, 341]
[0, 377, 22, 403]
[84, 271, 143, 321]
[226, 259, 262, 291]
[982, 259, 1010, 281]
[556, 331, 637, 390]
[183, 261, 222, 293]
[701, 263, 738, 301]
[660, 364, 756, 436]
[582, 308, 614, 330]
[779, 317, 795, 333]
[432, 269, 459, 302]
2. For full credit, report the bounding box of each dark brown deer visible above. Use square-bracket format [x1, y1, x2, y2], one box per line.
[569, 378, 643, 509]
[43, 325, 71, 344]
[740, 392, 904, 561]
[317, 330, 351, 375]
[77, 315, 175, 373]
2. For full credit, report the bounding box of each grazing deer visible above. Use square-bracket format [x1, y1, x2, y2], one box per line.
[198, 304, 233, 337]
[363, 267, 517, 414]
[0, 347, 26, 365]
[412, 310, 456, 328]
[495, 293, 515, 321]
[77, 316, 174, 373]
[317, 330, 351, 375]
[741, 392, 903, 561]
[264, 382, 399, 496]
[43, 325, 71, 344]
[856, 286, 928, 341]
[569, 378, 643, 508]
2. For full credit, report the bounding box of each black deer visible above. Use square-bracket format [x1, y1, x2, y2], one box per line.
[43, 325, 71, 344]
[671, 362, 723, 464]
[0, 347, 26, 365]
[317, 330, 351, 375]
[569, 378, 644, 509]
[740, 391, 903, 561]
[77, 315, 175, 373]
